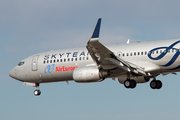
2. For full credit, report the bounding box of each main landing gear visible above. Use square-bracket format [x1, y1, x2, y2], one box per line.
[33, 83, 41, 96]
[150, 80, 162, 89]
[124, 79, 137, 89]
[23, 82, 41, 96]
[123, 77, 163, 89]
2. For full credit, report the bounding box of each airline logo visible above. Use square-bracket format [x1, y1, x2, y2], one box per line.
[44, 64, 78, 73]
[56, 66, 78, 72]
[148, 40, 180, 69]
[44, 64, 55, 73]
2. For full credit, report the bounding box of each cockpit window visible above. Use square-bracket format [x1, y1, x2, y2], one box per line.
[18, 61, 25, 66]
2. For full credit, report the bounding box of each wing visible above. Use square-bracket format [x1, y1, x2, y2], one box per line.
[86, 18, 149, 76]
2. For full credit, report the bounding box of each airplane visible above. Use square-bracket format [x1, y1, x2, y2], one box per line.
[9, 18, 180, 96]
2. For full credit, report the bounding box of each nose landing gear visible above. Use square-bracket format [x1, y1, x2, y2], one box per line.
[23, 82, 41, 96]
[33, 83, 41, 96]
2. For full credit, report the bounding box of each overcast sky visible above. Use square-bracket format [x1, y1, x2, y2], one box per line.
[1, 0, 180, 120]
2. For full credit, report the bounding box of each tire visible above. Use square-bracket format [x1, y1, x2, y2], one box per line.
[124, 80, 131, 88]
[34, 90, 41, 96]
[131, 80, 137, 89]
[150, 80, 157, 89]
[156, 80, 162, 89]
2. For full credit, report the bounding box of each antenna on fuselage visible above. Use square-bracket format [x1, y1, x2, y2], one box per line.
[127, 39, 130, 44]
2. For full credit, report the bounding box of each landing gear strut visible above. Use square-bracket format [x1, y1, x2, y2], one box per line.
[150, 79, 162, 89]
[33, 83, 41, 96]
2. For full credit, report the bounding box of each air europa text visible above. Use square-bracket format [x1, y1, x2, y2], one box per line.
[56, 66, 78, 72]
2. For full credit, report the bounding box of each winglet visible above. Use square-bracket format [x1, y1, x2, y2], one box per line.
[91, 18, 101, 39]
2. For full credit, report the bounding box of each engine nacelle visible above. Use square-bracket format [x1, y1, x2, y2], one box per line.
[118, 76, 150, 84]
[73, 66, 109, 83]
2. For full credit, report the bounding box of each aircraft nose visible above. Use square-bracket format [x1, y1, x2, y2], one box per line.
[9, 69, 16, 79]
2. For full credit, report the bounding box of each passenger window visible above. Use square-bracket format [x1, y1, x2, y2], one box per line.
[156, 51, 158, 54]
[50, 60, 52, 63]
[83, 57, 85, 60]
[176, 49, 179, 52]
[43, 61, 45, 64]
[152, 51, 154, 54]
[130, 53, 132, 56]
[141, 52, 143, 55]
[138, 52, 140, 55]
[68, 58, 70, 62]
[79, 57, 81, 60]
[57, 59, 59, 62]
[54, 60, 56, 63]
[127, 53, 129, 56]
[64, 59, 66, 62]
[86, 57, 89, 60]
[60, 59, 62, 62]
[18, 61, 25, 66]
[145, 51, 147, 55]
[71, 58, 73, 61]
[160, 50, 162, 53]
[75, 58, 77, 61]
[47, 60, 49, 63]
[123, 53, 125, 57]
[164, 50, 166, 53]
[134, 52, 136, 56]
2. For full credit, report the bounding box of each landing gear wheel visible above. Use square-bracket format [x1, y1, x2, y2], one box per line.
[131, 80, 137, 89]
[150, 80, 157, 89]
[124, 80, 131, 88]
[150, 80, 162, 89]
[34, 89, 41, 96]
[124, 79, 137, 89]
[156, 80, 162, 89]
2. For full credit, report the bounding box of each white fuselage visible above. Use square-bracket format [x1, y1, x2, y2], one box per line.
[9, 39, 180, 83]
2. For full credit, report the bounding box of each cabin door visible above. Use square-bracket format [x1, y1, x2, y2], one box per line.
[31, 55, 39, 71]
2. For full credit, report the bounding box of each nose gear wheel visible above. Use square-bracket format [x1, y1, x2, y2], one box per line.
[34, 89, 41, 96]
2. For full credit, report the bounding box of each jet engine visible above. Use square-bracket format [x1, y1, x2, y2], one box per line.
[73, 66, 109, 83]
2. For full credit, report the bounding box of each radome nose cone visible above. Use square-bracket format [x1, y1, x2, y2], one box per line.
[9, 69, 15, 79]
